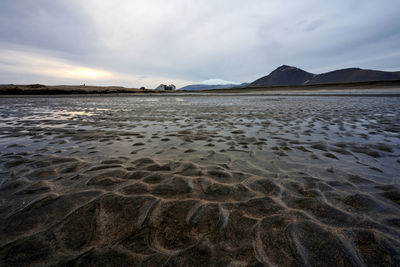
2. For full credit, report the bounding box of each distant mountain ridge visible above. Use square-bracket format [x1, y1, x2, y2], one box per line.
[307, 68, 400, 84]
[179, 65, 400, 91]
[250, 65, 400, 87]
[179, 82, 249, 91]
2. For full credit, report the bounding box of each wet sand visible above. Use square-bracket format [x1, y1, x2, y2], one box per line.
[0, 94, 399, 266]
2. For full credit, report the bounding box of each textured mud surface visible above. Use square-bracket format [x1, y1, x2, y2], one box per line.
[0, 95, 400, 266]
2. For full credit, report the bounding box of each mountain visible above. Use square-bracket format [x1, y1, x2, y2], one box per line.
[250, 65, 314, 86]
[179, 83, 249, 91]
[179, 79, 249, 91]
[249, 65, 400, 87]
[198, 79, 240, 85]
[306, 68, 400, 84]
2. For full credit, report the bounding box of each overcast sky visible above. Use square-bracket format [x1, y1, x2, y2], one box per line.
[0, 0, 399, 88]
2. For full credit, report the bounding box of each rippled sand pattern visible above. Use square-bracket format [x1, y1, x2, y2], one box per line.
[0, 95, 400, 266]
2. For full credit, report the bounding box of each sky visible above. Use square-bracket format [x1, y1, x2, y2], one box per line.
[0, 0, 399, 89]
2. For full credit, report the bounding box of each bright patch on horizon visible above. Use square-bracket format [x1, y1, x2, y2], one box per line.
[69, 67, 111, 79]
[0, 47, 112, 81]
[0, 46, 194, 87]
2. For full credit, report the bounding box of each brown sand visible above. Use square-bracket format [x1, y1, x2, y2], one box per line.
[0, 94, 399, 266]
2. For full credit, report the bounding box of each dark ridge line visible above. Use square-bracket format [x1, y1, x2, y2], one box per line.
[246, 79, 400, 90]
[200, 80, 400, 92]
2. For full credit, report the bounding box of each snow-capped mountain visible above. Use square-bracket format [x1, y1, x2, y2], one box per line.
[179, 79, 248, 91]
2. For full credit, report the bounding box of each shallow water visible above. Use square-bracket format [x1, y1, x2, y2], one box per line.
[0, 95, 400, 266]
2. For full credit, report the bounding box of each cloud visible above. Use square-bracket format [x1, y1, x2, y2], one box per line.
[0, 0, 99, 54]
[0, 0, 399, 86]
[0, 46, 193, 88]
[0, 47, 110, 79]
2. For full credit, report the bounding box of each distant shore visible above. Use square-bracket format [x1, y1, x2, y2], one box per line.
[0, 84, 157, 95]
[1, 79, 400, 95]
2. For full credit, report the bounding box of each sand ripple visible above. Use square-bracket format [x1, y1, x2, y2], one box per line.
[1, 95, 400, 266]
[1, 154, 399, 266]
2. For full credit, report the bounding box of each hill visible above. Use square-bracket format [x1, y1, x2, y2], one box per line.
[251, 65, 314, 86]
[250, 65, 400, 87]
[0, 84, 155, 94]
[307, 68, 400, 84]
[179, 83, 249, 91]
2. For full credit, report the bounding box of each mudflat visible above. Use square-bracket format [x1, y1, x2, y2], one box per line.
[0, 94, 399, 266]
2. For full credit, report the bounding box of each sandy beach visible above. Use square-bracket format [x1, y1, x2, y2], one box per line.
[0, 93, 399, 266]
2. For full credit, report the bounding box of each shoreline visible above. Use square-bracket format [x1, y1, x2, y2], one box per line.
[1, 93, 399, 266]
[1, 80, 400, 96]
[1, 91, 400, 98]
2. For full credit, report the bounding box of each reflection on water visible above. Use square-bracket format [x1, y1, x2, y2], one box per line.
[0, 95, 399, 179]
[51, 110, 95, 117]
[1, 94, 399, 165]
[1, 94, 400, 266]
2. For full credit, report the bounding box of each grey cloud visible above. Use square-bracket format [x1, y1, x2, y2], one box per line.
[0, 0, 99, 54]
[0, 0, 399, 87]
[304, 20, 324, 32]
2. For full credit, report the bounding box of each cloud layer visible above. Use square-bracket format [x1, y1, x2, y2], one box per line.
[0, 0, 399, 88]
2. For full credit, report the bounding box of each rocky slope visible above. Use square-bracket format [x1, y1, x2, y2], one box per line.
[250, 65, 400, 87]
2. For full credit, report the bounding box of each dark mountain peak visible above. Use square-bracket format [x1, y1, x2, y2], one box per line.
[276, 65, 298, 71]
[250, 66, 400, 87]
[251, 65, 314, 86]
[272, 65, 315, 76]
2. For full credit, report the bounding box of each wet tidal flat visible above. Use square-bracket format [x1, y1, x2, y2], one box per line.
[0, 95, 400, 266]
